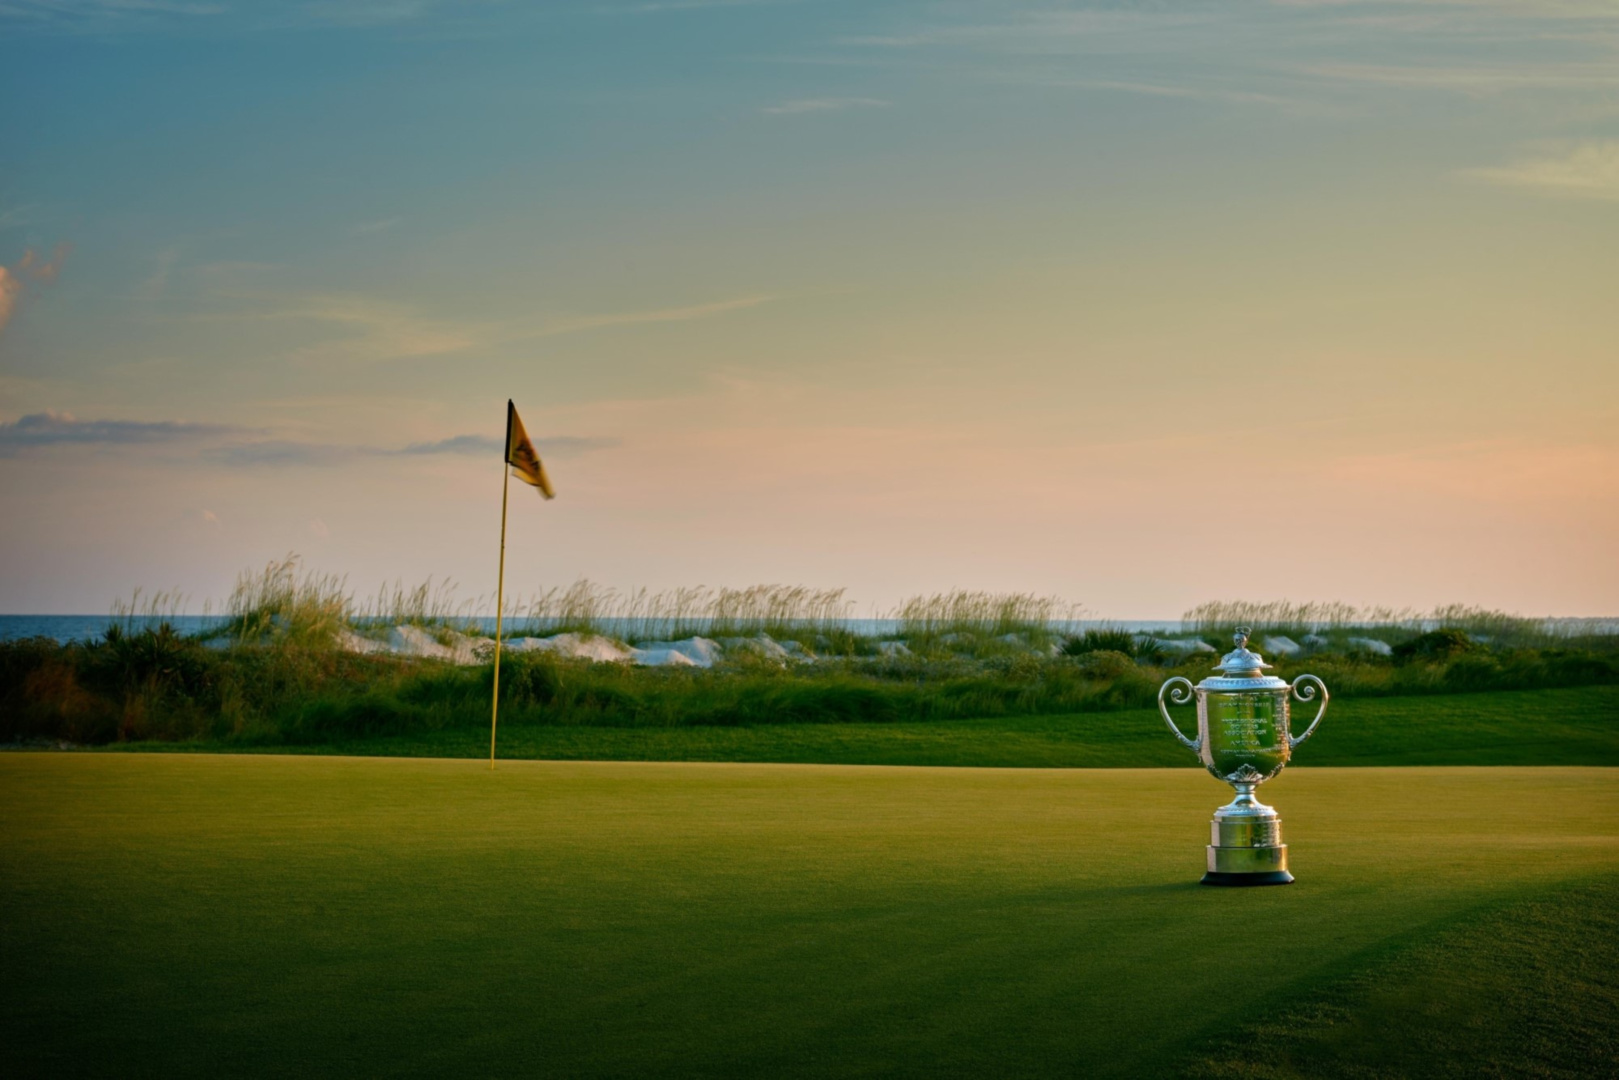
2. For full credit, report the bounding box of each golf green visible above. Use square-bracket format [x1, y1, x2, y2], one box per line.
[3, 755, 1616, 1078]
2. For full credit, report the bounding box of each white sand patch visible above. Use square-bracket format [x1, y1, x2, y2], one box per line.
[632, 647, 702, 667]
[1154, 638, 1216, 656]
[389, 625, 483, 664]
[1261, 635, 1301, 657]
[632, 637, 724, 667]
[1347, 636, 1393, 656]
[508, 633, 635, 663]
[721, 634, 792, 663]
[335, 629, 391, 655]
[875, 640, 911, 657]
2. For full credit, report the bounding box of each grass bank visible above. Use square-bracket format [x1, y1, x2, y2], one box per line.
[101, 685, 1619, 768]
[3, 756, 1615, 1078]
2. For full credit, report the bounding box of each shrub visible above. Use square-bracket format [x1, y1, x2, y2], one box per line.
[1540, 650, 1618, 686]
[290, 695, 424, 740]
[1063, 629, 1164, 663]
[1393, 628, 1478, 663]
[1442, 654, 1503, 692]
[1074, 650, 1137, 679]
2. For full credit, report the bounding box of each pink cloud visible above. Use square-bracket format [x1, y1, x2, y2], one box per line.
[0, 243, 70, 334]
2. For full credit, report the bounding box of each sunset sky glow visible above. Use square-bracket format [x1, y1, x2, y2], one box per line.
[1, 1, 1616, 617]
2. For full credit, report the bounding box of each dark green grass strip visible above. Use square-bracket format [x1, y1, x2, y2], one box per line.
[1181, 876, 1619, 1079]
[99, 685, 1619, 767]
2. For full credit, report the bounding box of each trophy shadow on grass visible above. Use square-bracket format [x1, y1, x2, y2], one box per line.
[1094, 881, 1212, 897]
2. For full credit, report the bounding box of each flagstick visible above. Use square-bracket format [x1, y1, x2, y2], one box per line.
[489, 459, 511, 770]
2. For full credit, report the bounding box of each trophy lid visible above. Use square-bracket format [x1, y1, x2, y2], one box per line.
[1196, 627, 1290, 690]
[1215, 627, 1270, 677]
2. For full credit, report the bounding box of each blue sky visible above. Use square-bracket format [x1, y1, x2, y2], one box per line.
[2, 1, 1616, 616]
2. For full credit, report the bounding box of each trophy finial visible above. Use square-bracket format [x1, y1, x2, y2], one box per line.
[1233, 626, 1251, 650]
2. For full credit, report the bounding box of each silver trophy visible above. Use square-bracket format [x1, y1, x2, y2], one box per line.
[1158, 627, 1329, 886]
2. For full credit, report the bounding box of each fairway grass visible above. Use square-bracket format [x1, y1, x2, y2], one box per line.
[1184, 877, 1619, 1079]
[3, 755, 1616, 1078]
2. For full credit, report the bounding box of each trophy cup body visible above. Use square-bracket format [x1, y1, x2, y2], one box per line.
[1159, 628, 1328, 886]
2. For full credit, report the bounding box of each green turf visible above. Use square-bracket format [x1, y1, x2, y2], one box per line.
[1183, 877, 1619, 1079]
[3, 755, 1616, 1078]
[105, 684, 1619, 768]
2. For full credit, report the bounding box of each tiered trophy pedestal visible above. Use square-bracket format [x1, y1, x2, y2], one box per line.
[1202, 783, 1292, 886]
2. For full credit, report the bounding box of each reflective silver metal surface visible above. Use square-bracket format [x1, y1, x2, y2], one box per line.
[1157, 627, 1331, 885]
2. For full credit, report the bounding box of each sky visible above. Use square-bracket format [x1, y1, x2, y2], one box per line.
[1, 0, 1616, 618]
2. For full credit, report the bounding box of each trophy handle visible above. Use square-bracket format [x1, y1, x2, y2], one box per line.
[1157, 676, 1200, 753]
[1288, 674, 1329, 748]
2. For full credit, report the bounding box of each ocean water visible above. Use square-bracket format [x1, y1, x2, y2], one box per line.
[0, 615, 229, 643]
[0, 615, 1187, 644]
[4, 615, 1610, 645]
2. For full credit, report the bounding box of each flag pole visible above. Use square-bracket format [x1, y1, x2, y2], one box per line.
[490, 408, 513, 770]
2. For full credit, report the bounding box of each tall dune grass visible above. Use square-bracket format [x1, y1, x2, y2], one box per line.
[894, 591, 1083, 638]
[102, 553, 1613, 655]
[362, 577, 481, 634]
[108, 587, 195, 633]
[1181, 599, 1604, 648]
[1182, 600, 1419, 635]
[223, 555, 353, 644]
[517, 582, 854, 642]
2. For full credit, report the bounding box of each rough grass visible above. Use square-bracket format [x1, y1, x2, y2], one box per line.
[2, 759, 1615, 1079]
[4, 624, 1616, 749]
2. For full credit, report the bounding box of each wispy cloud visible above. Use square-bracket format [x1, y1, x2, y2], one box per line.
[1464, 141, 1619, 201]
[0, 409, 621, 466]
[197, 289, 773, 363]
[196, 292, 483, 364]
[838, 9, 1212, 51]
[830, 1, 1619, 117]
[139, 245, 181, 303]
[0, 203, 43, 230]
[615, 0, 790, 13]
[302, 1, 433, 28]
[400, 433, 621, 458]
[350, 217, 402, 235]
[515, 294, 776, 341]
[0, 410, 244, 453]
[989, 72, 1300, 110]
[211, 432, 622, 467]
[1271, 1, 1619, 16]
[1302, 62, 1619, 94]
[0, 243, 71, 335]
[398, 434, 500, 456]
[286, 295, 478, 363]
[760, 97, 889, 115]
[205, 440, 361, 467]
[0, 0, 226, 27]
[0, 0, 450, 34]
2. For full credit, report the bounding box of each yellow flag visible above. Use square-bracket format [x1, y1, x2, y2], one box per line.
[505, 400, 554, 499]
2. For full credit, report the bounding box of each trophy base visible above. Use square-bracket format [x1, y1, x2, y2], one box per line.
[1201, 786, 1292, 885]
[1201, 870, 1294, 887]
